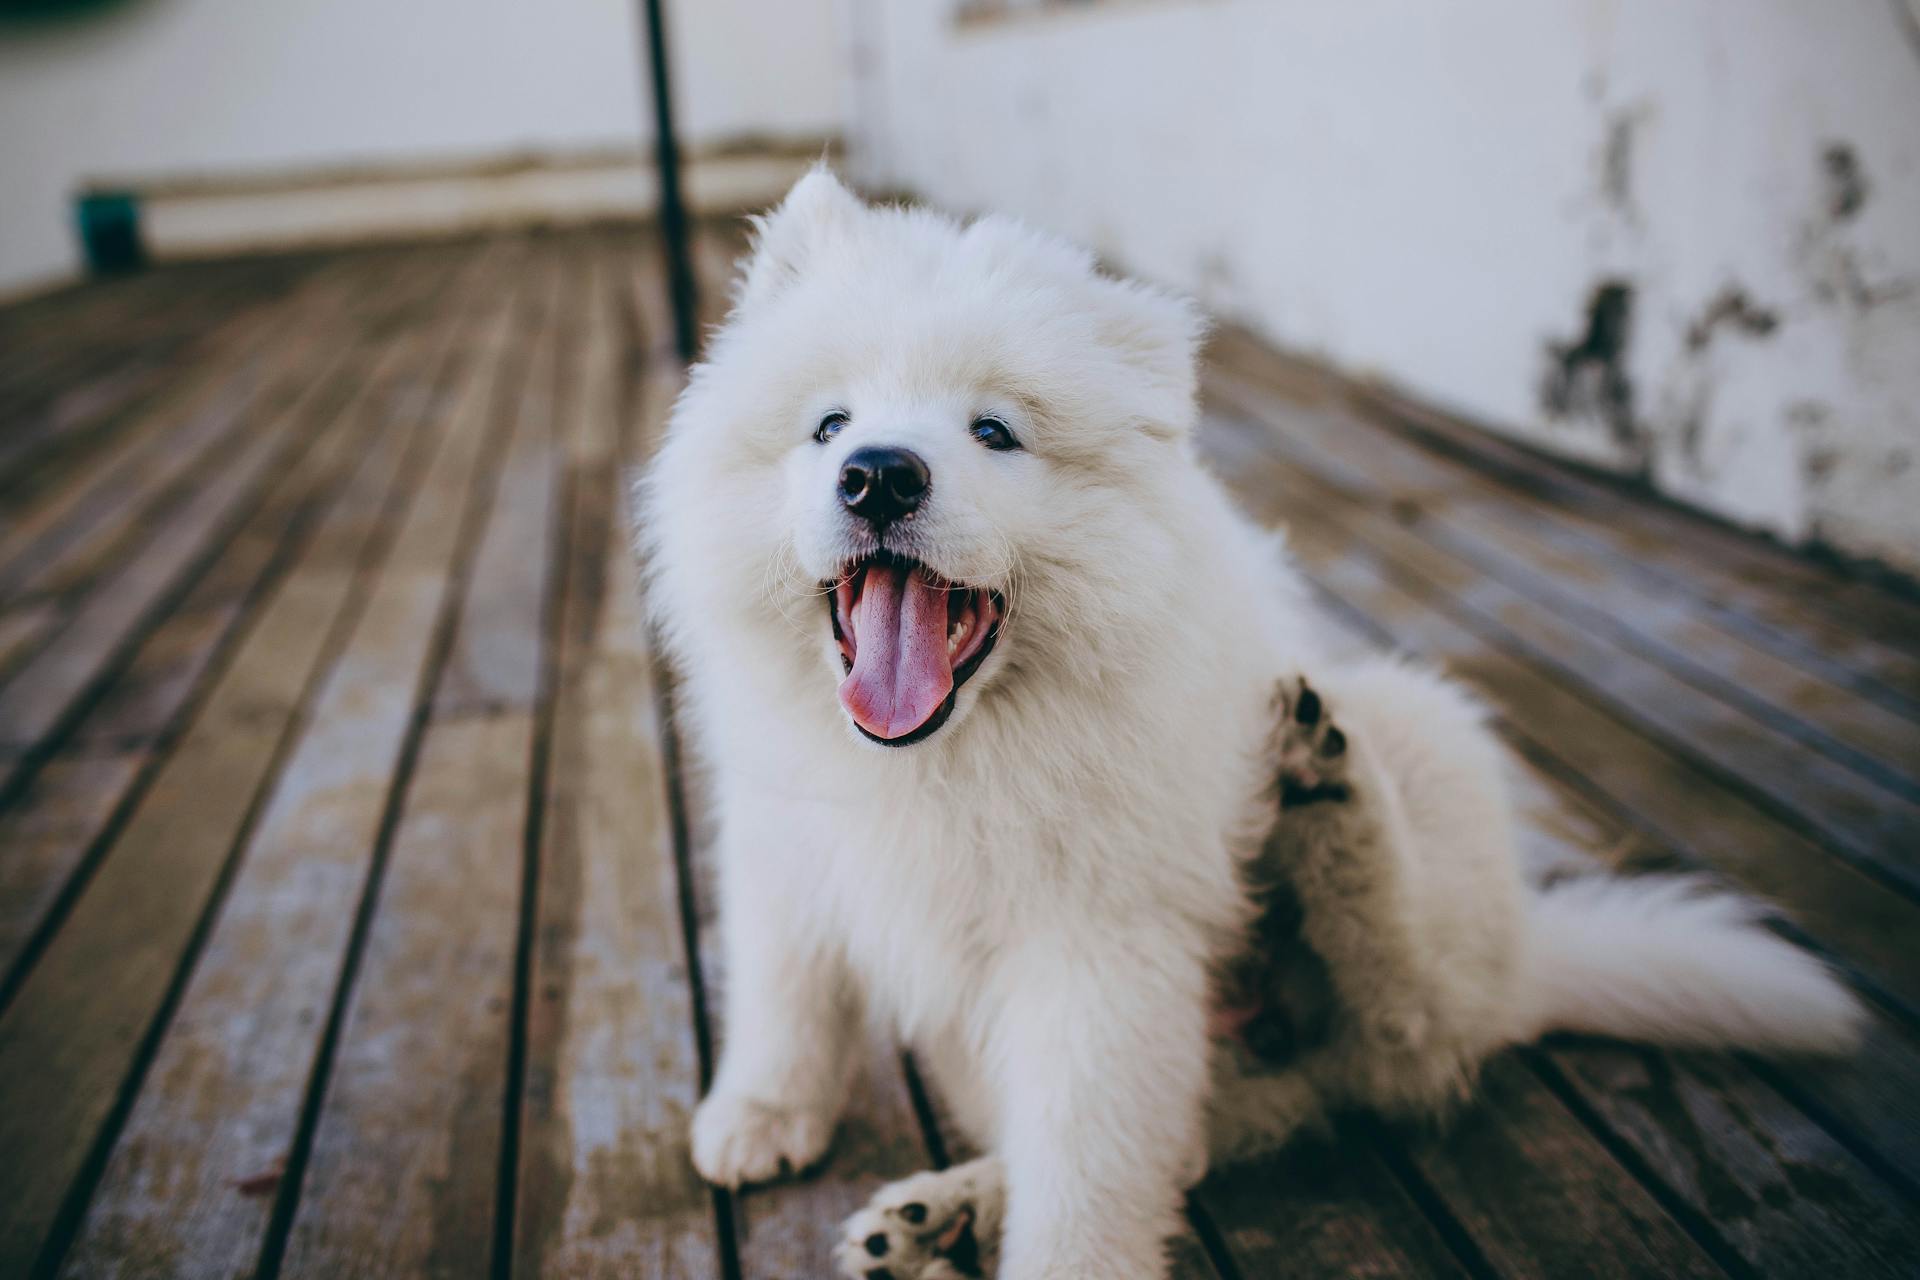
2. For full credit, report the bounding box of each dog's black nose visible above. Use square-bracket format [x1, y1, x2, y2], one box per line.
[839, 446, 930, 524]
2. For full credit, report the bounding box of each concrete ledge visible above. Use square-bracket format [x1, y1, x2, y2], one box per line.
[105, 147, 827, 261]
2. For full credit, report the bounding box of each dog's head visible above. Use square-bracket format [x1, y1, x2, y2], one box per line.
[647, 169, 1205, 749]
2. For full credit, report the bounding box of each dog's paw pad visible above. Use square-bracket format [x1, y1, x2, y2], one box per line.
[834, 1166, 998, 1279]
[1274, 676, 1353, 807]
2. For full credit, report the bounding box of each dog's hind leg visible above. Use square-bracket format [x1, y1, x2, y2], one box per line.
[1205, 1051, 1325, 1167]
[1259, 674, 1434, 1065]
[835, 1157, 1006, 1279]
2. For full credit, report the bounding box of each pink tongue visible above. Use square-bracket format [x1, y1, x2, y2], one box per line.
[839, 563, 954, 740]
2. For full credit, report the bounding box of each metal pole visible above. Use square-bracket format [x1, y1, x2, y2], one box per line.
[641, 0, 699, 362]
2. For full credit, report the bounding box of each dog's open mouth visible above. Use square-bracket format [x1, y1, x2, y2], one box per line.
[828, 555, 1003, 746]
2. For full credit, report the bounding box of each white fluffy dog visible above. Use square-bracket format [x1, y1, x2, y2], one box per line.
[638, 170, 1862, 1280]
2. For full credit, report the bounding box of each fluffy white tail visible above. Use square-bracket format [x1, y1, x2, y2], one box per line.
[1522, 875, 1864, 1054]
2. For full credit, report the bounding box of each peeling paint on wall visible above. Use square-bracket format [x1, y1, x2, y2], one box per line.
[1684, 287, 1779, 352]
[1541, 281, 1639, 462]
[1821, 142, 1869, 222]
[1596, 104, 1653, 225]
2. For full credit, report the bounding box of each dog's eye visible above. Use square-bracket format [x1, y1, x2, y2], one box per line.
[814, 411, 849, 444]
[969, 416, 1020, 451]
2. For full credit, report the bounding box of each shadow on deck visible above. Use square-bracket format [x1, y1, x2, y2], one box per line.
[0, 224, 1916, 1278]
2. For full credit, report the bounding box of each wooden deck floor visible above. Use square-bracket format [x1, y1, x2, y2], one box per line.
[1, 227, 1917, 1279]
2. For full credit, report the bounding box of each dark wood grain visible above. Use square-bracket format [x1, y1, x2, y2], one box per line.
[0, 259, 323, 508]
[1205, 370, 1920, 790]
[1195, 1135, 1467, 1280]
[1208, 329, 1920, 701]
[58, 250, 524, 1280]
[0, 259, 361, 603]
[509, 249, 724, 1279]
[1202, 388, 1920, 900]
[25, 246, 502, 1279]
[1399, 1057, 1722, 1279]
[274, 250, 565, 1280]
[0, 251, 450, 986]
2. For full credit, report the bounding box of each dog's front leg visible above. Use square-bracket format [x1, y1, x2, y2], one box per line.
[990, 937, 1211, 1280]
[691, 837, 857, 1187]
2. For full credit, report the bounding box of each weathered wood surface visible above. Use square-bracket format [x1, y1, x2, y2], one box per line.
[0, 230, 1916, 1279]
[0, 251, 455, 988]
[53, 246, 526, 1280]
[510, 254, 724, 1279]
[0, 256, 328, 512]
[0, 247, 484, 1264]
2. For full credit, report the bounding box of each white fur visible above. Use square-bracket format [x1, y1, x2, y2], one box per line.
[1521, 874, 1865, 1052]
[638, 170, 1862, 1280]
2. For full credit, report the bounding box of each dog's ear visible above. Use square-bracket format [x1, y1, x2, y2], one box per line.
[1091, 278, 1208, 440]
[738, 166, 864, 307]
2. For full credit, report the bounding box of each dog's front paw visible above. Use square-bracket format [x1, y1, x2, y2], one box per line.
[1272, 675, 1351, 807]
[690, 1088, 835, 1188]
[834, 1159, 1004, 1279]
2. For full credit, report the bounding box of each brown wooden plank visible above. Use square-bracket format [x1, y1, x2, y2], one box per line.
[1762, 1018, 1920, 1197]
[1505, 745, 1920, 1214]
[275, 247, 565, 1280]
[0, 408, 318, 752]
[623, 226, 683, 365]
[430, 259, 565, 724]
[1331, 542, 1920, 1007]
[0, 360, 168, 510]
[1203, 394, 1920, 900]
[1541, 1046, 1920, 1278]
[277, 713, 534, 1278]
[1403, 1056, 1723, 1278]
[1194, 1135, 1466, 1280]
[0, 266, 327, 583]
[511, 266, 723, 1277]
[0, 265, 424, 772]
[0, 247, 492, 1277]
[1208, 331, 1920, 700]
[1361, 374, 1920, 657]
[0, 601, 58, 676]
[0, 251, 458, 988]
[1495, 716, 1920, 1275]
[0, 259, 325, 521]
[0, 258, 294, 423]
[691, 217, 742, 341]
[1520, 729, 1920, 1205]
[50, 250, 526, 1280]
[0, 260, 367, 605]
[0, 753, 143, 969]
[1206, 372, 1920, 789]
[1519, 750, 1920, 1200]
[1204, 419, 1920, 1015]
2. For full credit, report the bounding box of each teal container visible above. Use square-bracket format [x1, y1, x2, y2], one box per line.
[76, 190, 145, 274]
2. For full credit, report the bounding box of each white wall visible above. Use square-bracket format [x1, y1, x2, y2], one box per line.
[0, 0, 840, 293]
[852, 0, 1920, 574]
